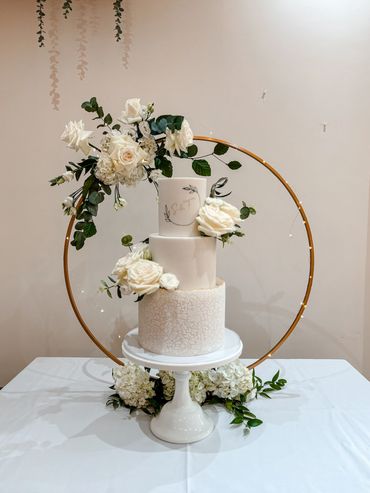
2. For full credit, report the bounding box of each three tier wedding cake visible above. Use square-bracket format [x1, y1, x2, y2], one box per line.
[138, 177, 225, 356]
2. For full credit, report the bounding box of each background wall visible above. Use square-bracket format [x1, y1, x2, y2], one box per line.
[1, 0, 369, 385]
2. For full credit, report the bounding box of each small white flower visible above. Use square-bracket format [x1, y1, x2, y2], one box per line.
[62, 171, 74, 182]
[160, 273, 179, 291]
[196, 197, 241, 238]
[61, 120, 93, 155]
[114, 197, 127, 211]
[149, 169, 162, 182]
[62, 196, 74, 208]
[164, 119, 193, 156]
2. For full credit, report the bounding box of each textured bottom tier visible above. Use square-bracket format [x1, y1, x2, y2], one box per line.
[138, 279, 225, 356]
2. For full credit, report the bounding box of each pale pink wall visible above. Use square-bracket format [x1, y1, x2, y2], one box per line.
[1, 0, 369, 384]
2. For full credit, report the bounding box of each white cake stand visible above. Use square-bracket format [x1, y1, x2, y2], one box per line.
[122, 328, 242, 444]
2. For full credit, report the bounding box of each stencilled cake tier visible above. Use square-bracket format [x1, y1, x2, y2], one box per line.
[138, 279, 225, 356]
[158, 177, 206, 237]
[150, 234, 216, 290]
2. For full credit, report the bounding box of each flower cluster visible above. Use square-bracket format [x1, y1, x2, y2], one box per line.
[159, 360, 255, 405]
[105, 241, 179, 299]
[112, 363, 155, 408]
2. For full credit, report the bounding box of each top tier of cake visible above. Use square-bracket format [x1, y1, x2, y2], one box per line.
[158, 177, 206, 237]
[151, 177, 217, 289]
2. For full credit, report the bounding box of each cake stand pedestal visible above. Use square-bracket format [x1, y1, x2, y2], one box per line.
[122, 328, 243, 444]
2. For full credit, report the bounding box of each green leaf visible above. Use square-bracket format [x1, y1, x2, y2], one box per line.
[101, 183, 112, 195]
[225, 400, 233, 411]
[121, 235, 133, 246]
[156, 157, 173, 177]
[187, 144, 198, 158]
[173, 115, 184, 131]
[87, 203, 98, 216]
[192, 159, 211, 176]
[272, 370, 280, 383]
[83, 174, 96, 195]
[104, 113, 113, 125]
[247, 418, 263, 427]
[83, 222, 97, 238]
[230, 416, 243, 425]
[227, 160, 242, 170]
[88, 191, 104, 205]
[75, 221, 85, 231]
[81, 101, 93, 112]
[112, 124, 121, 131]
[240, 206, 250, 220]
[214, 143, 229, 155]
[259, 392, 271, 399]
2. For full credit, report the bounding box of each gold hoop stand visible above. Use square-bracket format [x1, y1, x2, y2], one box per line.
[63, 136, 314, 369]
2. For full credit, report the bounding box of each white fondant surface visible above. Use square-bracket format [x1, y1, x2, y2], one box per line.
[150, 234, 216, 289]
[158, 177, 206, 237]
[138, 279, 225, 356]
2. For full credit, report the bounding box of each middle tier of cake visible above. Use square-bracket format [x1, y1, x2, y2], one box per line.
[149, 234, 216, 290]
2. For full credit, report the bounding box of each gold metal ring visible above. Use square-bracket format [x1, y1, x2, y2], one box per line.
[63, 136, 315, 369]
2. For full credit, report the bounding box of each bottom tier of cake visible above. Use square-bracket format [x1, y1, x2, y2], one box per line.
[138, 279, 225, 356]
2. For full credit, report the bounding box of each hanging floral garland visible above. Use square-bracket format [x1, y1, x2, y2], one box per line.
[36, 0, 124, 47]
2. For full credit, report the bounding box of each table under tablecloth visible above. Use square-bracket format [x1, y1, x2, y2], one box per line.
[0, 357, 369, 493]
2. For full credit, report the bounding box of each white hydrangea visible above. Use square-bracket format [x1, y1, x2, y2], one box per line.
[204, 361, 254, 400]
[112, 363, 155, 408]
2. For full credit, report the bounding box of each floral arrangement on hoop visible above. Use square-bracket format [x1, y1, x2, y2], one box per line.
[107, 360, 287, 432]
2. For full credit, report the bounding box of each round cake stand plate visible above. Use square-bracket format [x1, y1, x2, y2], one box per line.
[122, 328, 243, 444]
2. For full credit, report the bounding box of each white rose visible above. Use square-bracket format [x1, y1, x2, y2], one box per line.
[160, 273, 179, 291]
[95, 135, 147, 186]
[62, 171, 74, 182]
[196, 197, 241, 238]
[61, 120, 93, 155]
[164, 119, 193, 155]
[127, 259, 163, 296]
[112, 255, 135, 291]
[109, 134, 147, 170]
[119, 98, 144, 124]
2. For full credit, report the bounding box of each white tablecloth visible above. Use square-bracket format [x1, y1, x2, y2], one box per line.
[0, 357, 369, 493]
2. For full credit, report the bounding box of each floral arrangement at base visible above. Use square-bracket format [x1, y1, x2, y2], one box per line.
[106, 361, 287, 433]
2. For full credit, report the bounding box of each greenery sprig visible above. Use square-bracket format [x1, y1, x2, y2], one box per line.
[62, 0, 73, 19]
[36, 0, 46, 47]
[106, 368, 287, 434]
[113, 0, 124, 42]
